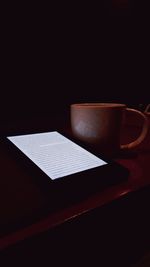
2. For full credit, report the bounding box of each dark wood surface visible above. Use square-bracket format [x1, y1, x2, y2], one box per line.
[0, 116, 150, 266]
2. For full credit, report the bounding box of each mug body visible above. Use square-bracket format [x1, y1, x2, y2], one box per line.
[71, 103, 126, 153]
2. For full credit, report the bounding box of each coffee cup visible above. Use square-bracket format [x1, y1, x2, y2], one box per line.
[70, 103, 149, 155]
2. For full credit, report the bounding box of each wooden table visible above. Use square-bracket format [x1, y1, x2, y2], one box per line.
[0, 118, 150, 266]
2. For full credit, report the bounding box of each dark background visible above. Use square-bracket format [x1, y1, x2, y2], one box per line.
[1, 1, 149, 129]
[0, 3, 150, 266]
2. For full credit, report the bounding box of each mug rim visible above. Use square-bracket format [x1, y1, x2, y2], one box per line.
[71, 103, 126, 108]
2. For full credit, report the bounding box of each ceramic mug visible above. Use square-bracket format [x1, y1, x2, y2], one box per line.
[71, 103, 149, 154]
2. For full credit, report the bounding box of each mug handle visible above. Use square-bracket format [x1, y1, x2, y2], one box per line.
[121, 108, 149, 150]
[145, 104, 150, 113]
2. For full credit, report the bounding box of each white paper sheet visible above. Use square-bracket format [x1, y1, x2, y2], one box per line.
[7, 131, 107, 180]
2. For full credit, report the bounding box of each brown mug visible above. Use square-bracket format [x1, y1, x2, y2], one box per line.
[70, 103, 149, 155]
